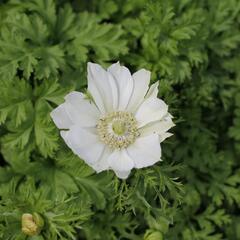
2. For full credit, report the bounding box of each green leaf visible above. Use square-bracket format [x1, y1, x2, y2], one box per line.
[71, 12, 128, 63]
[19, 54, 38, 79]
[34, 101, 59, 157]
[0, 79, 32, 126]
[34, 45, 65, 79]
[76, 176, 106, 209]
[34, 79, 72, 105]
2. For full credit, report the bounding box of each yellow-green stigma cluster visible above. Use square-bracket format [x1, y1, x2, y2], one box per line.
[97, 111, 139, 149]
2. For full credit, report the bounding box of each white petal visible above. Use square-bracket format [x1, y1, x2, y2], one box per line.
[63, 91, 100, 127]
[107, 149, 134, 172]
[60, 126, 104, 164]
[91, 147, 112, 173]
[145, 81, 159, 99]
[127, 134, 161, 169]
[140, 114, 175, 137]
[114, 170, 131, 179]
[127, 69, 150, 112]
[135, 97, 168, 127]
[108, 62, 133, 110]
[88, 62, 118, 113]
[50, 103, 73, 129]
[159, 132, 173, 142]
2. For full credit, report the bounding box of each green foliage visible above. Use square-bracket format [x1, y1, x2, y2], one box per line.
[0, 0, 239, 239]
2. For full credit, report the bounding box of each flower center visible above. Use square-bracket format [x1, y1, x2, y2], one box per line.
[112, 120, 126, 135]
[97, 111, 139, 149]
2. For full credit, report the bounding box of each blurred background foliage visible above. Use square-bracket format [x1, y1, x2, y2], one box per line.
[0, 0, 240, 239]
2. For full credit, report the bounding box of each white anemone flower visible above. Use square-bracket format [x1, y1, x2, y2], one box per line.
[51, 62, 175, 179]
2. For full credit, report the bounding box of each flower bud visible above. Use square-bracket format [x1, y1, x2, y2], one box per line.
[21, 212, 44, 236]
[144, 230, 164, 240]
